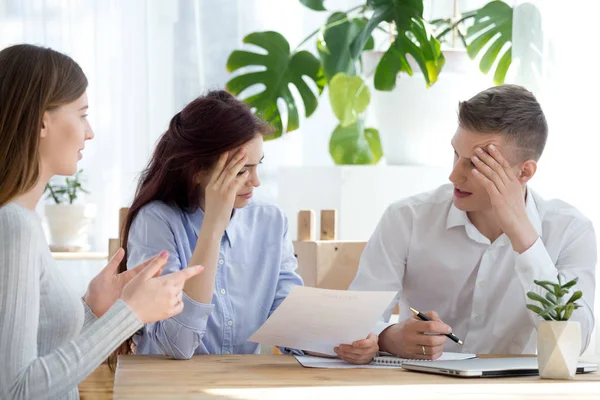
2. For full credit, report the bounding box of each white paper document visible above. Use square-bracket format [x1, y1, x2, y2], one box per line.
[248, 286, 397, 355]
[294, 352, 478, 369]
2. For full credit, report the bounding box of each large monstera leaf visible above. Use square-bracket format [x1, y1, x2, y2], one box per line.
[466, 0, 513, 85]
[351, 0, 445, 91]
[226, 31, 326, 139]
[317, 12, 374, 83]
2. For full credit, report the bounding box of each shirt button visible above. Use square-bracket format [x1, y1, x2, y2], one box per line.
[218, 259, 224, 265]
[474, 315, 482, 321]
[220, 289, 226, 295]
[228, 320, 233, 326]
[478, 281, 486, 287]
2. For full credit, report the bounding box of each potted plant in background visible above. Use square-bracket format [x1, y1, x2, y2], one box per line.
[225, 0, 533, 166]
[225, 0, 541, 240]
[526, 275, 583, 379]
[44, 169, 96, 252]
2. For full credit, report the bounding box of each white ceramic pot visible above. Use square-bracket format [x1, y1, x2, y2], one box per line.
[45, 203, 95, 252]
[537, 320, 581, 379]
[362, 50, 492, 166]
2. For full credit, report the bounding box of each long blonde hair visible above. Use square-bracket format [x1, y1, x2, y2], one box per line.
[0, 44, 87, 206]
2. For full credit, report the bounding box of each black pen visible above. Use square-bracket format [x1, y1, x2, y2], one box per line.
[409, 307, 463, 345]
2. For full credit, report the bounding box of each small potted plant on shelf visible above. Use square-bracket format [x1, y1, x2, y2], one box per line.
[44, 169, 95, 252]
[526, 275, 583, 379]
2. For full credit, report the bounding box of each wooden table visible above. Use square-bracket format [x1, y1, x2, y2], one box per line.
[113, 354, 600, 399]
[79, 363, 114, 400]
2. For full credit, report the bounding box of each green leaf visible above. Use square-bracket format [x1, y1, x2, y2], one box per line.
[300, 0, 326, 11]
[317, 13, 374, 82]
[45, 169, 87, 203]
[545, 292, 557, 304]
[562, 278, 579, 289]
[328, 73, 370, 127]
[466, 0, 513, 84]
[527, 304, 552, 320]
[358, 0, 444, 90]
[563, 303, 575, 320]
[534, 280, 559, 293]
[349, 3, 393, 60]
[526, 304, 544, 315]
[526, 292, 552, 308]
[364, 127, 382, 162]
[539, 304, 560, 318]
[329, 119, 382, 165]
[493, 50, 511, 86]
[227, 31, 326, 139]
[566, 290, 583, 305]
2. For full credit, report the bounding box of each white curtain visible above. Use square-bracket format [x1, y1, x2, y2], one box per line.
[511, 0, 600, 355]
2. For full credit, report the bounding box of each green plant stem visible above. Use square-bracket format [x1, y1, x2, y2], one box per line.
[293, 5, 366, 52]
[436, 12, 477, 43]
[376, 25, 391, 35]
[47, 185, 60, 204]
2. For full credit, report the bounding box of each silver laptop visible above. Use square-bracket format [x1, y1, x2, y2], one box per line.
[401, 357, 598, 378]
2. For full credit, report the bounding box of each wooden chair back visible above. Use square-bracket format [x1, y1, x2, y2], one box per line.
[108, 207, 130, 259]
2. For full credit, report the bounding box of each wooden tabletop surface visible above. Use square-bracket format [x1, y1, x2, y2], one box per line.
[112, 354, 600, 399]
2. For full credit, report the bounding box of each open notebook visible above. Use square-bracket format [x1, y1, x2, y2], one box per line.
[294, 352, 477, 369]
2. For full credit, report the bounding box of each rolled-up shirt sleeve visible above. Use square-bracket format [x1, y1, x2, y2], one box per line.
[515, 221, 596, 353]
[270, 214, 304, 355]
[127, 206, 214, 359]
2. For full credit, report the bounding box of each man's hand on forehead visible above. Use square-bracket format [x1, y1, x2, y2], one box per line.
[470, 144, 538, 253]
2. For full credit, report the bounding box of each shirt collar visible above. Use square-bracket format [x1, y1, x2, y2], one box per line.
[446, 187, 543, 244]
[188, 207, 238, 248]
[446, 201, 470, 230]
[525, 189, 543, 236]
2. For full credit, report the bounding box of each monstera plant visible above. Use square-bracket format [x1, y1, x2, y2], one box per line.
[226, 0, 517, 165]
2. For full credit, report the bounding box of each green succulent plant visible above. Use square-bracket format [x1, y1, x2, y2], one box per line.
[45, 169, 89, 205]
[526, 275, 583, 321]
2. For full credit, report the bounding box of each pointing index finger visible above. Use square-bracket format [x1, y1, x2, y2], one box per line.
[159, 265, 204, 285]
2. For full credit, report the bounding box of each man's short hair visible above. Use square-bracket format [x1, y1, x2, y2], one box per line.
[458, 84, 548, 161]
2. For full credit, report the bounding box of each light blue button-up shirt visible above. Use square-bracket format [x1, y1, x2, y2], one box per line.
[127, 199, 303, 359]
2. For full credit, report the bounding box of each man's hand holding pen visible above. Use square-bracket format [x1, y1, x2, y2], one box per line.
[377, 309, 456, 360]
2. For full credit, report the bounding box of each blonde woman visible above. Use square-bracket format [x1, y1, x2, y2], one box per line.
[0, 44, 203, 400]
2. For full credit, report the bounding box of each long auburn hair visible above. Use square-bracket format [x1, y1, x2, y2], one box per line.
[0, 44, 87, 206]
[108, 90, 272, 369]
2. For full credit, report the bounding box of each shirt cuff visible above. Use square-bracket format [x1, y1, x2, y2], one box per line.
[373, 320, 395, 336]
[170, 291, 215, 331]
[514, 237, 558, 285]
[81, 297, 98, 329]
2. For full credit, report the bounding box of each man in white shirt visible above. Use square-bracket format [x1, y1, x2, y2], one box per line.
[335, 84, 596, 362]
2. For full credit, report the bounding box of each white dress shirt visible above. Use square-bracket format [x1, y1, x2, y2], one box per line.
[350, 184, 596, 354]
